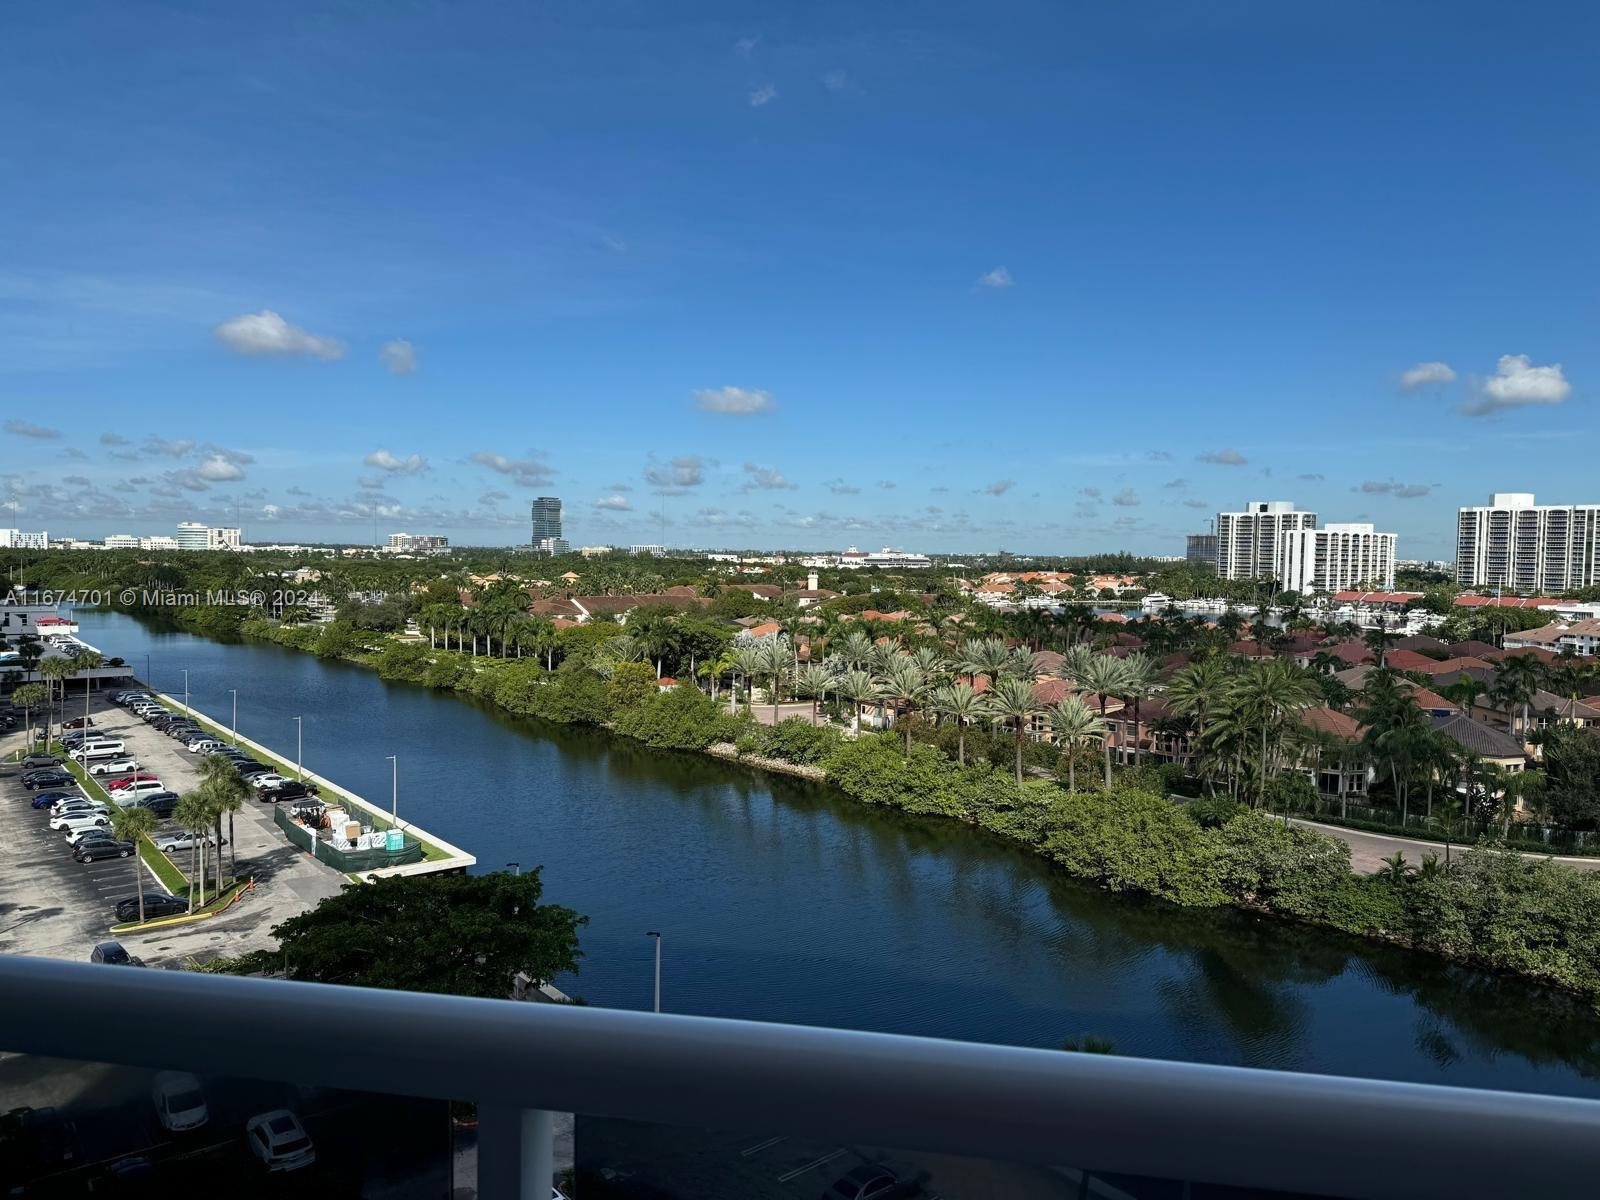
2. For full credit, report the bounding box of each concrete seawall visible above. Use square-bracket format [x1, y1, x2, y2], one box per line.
[147, 687, 476, 880]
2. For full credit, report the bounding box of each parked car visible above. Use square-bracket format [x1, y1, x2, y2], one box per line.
[264, 781, 319, 803]
[89, 941, 144, 966]
[116, 895, 188, 923]
[24, 770, 76, 791]
[66, 825, 123, 846]
[61, 716, 95, 730]
[30, 790, 80, 809]
[245, 1110, 314, 1172]
[87, 757, 139, 777]
[819, 1165, 914, 1200]
[165, 723, 204, 739]
[186, 737, 227, 753]
[151, 1071, 208, 1132]
[75, 839, 135, 863]
[153, 831, 224, 853]
[19, 753, 62, 770]
[107, 774, 161, 790]
[134, 792, 180, 818]
[110, 780, 167, 801]
[234, 762, 273, 778]
[51, 797, 108, 817]
[51, 811, 110, 833]
[250, 773, 290, 791]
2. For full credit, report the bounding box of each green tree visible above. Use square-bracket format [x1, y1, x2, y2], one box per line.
[882, 658, 931, 754]
[234, 871, 586, 998]
[107, 803, 160, 923]
[1048, 696, 1105, 792]
[10, 682, 46, 751]
[1075, 654, 1131, 789]
[1541, 724, 1600, 830]
[198, 757, 251, 880]
[929, 682, 988, 766]
[172, 791, 212, 911]
[37, 657, 72, 747]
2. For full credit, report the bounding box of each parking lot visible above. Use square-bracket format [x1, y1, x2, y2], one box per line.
[1, 690, 347, 968]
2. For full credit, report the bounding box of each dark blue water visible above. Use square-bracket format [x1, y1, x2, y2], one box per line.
[77, 610, 1600, 1097]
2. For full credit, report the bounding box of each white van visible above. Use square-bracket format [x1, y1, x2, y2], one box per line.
[71, 739, 126, 760]
[113, 779, 166, 801]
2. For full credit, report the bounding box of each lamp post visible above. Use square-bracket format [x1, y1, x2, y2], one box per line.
[645, 931, 662, 1013]
[292, 716, 303, 781]
[506, 862, 520, 876]
[229, 689, 238, 746]
[181, 669, 189, 715]
[386, 754, 398, 823]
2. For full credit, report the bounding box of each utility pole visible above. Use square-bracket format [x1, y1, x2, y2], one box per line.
[645, 931, 662, 1013]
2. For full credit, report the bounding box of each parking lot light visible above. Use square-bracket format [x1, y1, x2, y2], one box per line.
[229, 689, 238, 745]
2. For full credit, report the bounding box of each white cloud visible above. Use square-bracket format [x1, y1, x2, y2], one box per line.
[977, 266, 1013, 289]
[1400, 361, 1456, 391]
[380, 339, 417, 375]
[749, 83, 778, 107]
[984, 479, 1016, 496]
[4, 419, 59, 438]
[1112, 487, 1140, 507]
[1360, 480, 1431, 499]
[694, 386, 776, 415]
[1197, 448, 1247, 466]
[742, 462, 796, 491]
[357, 475, 386, 490]
[594, 494, 631, 511]
[196, 454, 245, 482]
[1461, 354, 1572, 417]
[364, 448, 428, 474]
[143, 436, 196, 457]
[213, 310, 345, 360]
[469, 451, 553, 487]
[822, 69, 849, 92]
[645, 455, 706, 493]
[99, 431, 128, 445]
[735, 34, 760, 55]
[824, 478, 861, 495]
[1183, 498, 1210, 509]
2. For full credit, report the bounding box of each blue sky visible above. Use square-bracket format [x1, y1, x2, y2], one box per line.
[2, 2, 1595, 557]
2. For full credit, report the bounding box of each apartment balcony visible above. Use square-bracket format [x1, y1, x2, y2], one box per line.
[2, 955, 1597, 1198]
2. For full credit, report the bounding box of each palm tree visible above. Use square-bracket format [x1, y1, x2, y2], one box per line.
[11, 682, 45, 754]
[836, 630, 876, 671]
[37, 657, 72, 748]
[882, 659, 930, 753]
[108, 803, 159, 923]
[1165, 659, 1229, 785]
[908, 646, 949, 680]
[72, 650, 104, 733]
[1117, 654, 1159, 767]
[1491, 654, 1543, 739]
[199, 759, 251, 880]
[732, 645, 765, 712]
[930, 683, 988, 766]
[986, 676, 1039, 785]
[793, 663, 838, 725]
[172, 791, 213, 910]
[1049, 696, 1105, 792]
[1076, 655, 1132, 789]
[756, 636, 793, 723]
[1363, 620, 1399, 669]
[1228, 660, 1320, 809]
[958, 637, 1010, 684]
[835, 668, 883, 734]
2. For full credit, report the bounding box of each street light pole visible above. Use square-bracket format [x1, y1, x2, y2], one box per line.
[293, 716, 303, 781]
[645, 931, 662, 1013]
[229, 689, 238, 745]
[386, 754, 397, 823]
[181, 669, 189, 715]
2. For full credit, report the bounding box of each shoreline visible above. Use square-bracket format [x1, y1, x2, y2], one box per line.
[102, 608, 1600, 1006]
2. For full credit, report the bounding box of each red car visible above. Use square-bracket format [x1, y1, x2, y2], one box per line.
[107, 774, 161, 791]
[62, 716, 96, 730]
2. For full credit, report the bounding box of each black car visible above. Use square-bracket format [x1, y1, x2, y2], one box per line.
[114, 894, 187, 922]
[266, 781, 319, 802]
[75, 839, 135, 863]
[233, 762, 273, 777]
[134, 792, 180, 817]
[24, 771, 76, 791]
[89, 941, 143, 966]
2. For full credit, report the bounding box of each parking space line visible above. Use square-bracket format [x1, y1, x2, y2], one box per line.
[741, 1135, 787, 1157]
[776, 1148, 847, 1182]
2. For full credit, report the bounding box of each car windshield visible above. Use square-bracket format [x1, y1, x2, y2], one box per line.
[99, 947, 129, 964]
[275, 1135, 311, 1155]
[169, 1089, 204, 1110]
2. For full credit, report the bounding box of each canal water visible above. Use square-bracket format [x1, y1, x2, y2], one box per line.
[76, 610, 1600, 1097]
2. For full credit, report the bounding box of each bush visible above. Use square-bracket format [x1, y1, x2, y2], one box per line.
[373, 641, 428, 683]
[1184, 795, 1245, 829]
[823, 735, 971, 818]
[606, 662, 658, 713]
[1213, 813, 1351, 917]
[1041, 789, 1225, 906]
[614, 684, 740, 750]
[756, 718, 843, 765]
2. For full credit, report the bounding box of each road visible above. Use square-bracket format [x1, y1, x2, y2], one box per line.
[1287, 815, 1600, 875]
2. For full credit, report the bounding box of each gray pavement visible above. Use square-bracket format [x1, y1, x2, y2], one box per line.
[0, 691, 347, 967]
[1287, 815, 1600, 875]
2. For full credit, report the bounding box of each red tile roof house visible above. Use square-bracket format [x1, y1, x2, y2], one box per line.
[1452, 594, 1565, 610]
[1406, 656, 1493, 677]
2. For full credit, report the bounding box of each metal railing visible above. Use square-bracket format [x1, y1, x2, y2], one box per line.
[2, 955, 1598, 1197]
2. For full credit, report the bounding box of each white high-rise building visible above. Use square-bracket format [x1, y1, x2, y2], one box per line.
[1215, 501, 1317, 581]
[1455, 492, 1600, 593]
[0, 529, 49, 550]
[175, 522, 242, 551]
[103, 534, 141, 549]
[1281, 523, 1396, 595]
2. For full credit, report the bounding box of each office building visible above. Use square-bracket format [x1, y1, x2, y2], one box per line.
[531, 496, 562, 543]
[1185, 533, 1218, 567]
[388, 533, 449, 554]
[0, 529, 49, 550]
[103, 534, 141, 549]
[175, 523, 242, 551]
[1455, 492, 1600, 593]
[1215, 501, 1317, 581]
[630, 544, 666, 556]
[1281, 523, 1396, 595]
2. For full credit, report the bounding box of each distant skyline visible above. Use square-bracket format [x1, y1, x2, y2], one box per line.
[3, 3, 1595, 556]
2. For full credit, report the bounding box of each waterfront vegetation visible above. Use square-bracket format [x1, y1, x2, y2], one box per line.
[12, 548, 1600, 1004]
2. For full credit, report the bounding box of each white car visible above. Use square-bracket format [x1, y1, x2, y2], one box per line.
[250, 774, 289, 791]
[152, 1071, 209, 1132]
[245, 1110, 314, 1172]
[153, 830, 224, 853]
[187, 738, 226, 754]
[51, 798, 108, 817]
[50, 811, 110, 833]
[66, 824, 119, 846]
[111, 780, 166, 801]
[87, 757, 139, 776]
